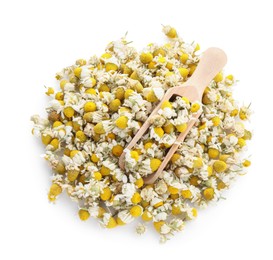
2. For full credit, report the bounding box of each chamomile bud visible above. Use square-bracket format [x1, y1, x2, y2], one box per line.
[101, 166, 110, 176]
[153, 48, 166, 57]
[181, 189, 192, 199]
[171, 153, 181, 164]
[60, 80, 67, 90]
[55, 92, 64, 100]
[146, 90, 158, 102]
[76, 130, 87, 142]
[52, 121, 63, 128]
[131, 80, 143, 93]
[135, 178, 144, 188]
[189, 64, 197, 75]
[94, 122, 105, 134]
[130, 151, 139, 161]
[161, 101, 172, 109]
[55, 162, 66, 174]
[41, 134, 52, 145]
[100, 187, 112, 201]
[85, 88, 96, 95]
[131, 192, 142, 204]
[150, 158, 161, 172]
[237, 138, 246, 148]
[208, 148, 219, 159]
[153, 221, 165, 233]
[45, 87, 54, 96]
[175, 123, 187, 133]
[214, 72, 223, 83]
[140, 52, 153, 64]
[130, 71, 140, 81]
[178, 67, 189, 78]
[106, 217, 117, 228]
[101, 52, 112, 60]
[230, 109, 238, 117]
[213, 160, 227, 173]
[203, 188, 214, 200]
[78, 209, 90, 221]
[162, 25, 177, 38]
[180, 53, 189, 64]
[172, 205, 181, 215]
[148, 61, 156, 69]
[74, 67, 82, 78]
[67, 170, 80, 182]
[105, 63, 118, 72]
[93, 171, 102, 180]
[157, 56, 166, 64]
[154, 127, 164, 138]
[84, 101, 97, 112]
[115, 87, 125, 100]
[48, 183, 62, 202]
[243, 160, 251, 167]
[109, 99, 121, 112]
[142, 210, 153, 221]
[168, 186, 179, 195]
[194, 43, 200, 52]
[63, 107, 75, 118]
[49, 183, 62, 197]
[124, 89, 134, 99]
[191, 103, 201, 113]
[163, 123, 175, 134]
[49, 138, 59, 150]
[193, 157, 203, 168]
[130, 205, 143, 217]
[211, 116, 221, 126]
[115, 116, 128, 129]
[112, 145, 124, 157]
[70, 150, 79, 158]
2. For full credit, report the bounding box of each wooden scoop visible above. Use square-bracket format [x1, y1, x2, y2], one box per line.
[119, 47, 227, 184]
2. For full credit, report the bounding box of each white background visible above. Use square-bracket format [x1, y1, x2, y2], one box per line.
[1, 0, 272, 259]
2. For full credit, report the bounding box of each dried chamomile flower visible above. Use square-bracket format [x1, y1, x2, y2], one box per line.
[136, 223, 147, 235]
[32, 25, 252, 243]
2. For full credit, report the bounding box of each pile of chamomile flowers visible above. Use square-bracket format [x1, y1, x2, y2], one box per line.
[31, 25, 252, 243]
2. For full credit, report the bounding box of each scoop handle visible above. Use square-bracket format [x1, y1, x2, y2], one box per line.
[185, 47, 227, 96]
